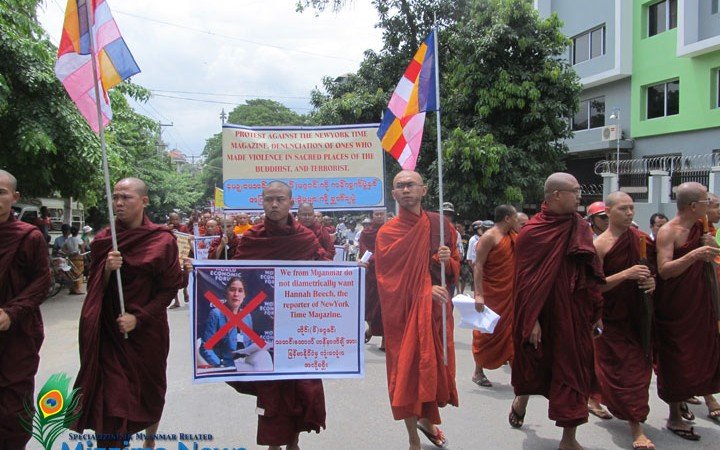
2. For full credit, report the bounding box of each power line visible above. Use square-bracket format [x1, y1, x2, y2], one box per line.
[113, 9, 361, 63]
[151, 93, 314, 111]
[149, 89, 311, 100]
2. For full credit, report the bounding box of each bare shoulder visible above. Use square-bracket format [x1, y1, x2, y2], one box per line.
[593, 232, 614, 259]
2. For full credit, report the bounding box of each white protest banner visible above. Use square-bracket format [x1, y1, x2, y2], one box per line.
[193, 236, 216, 261]
[192, 260, 365, 382]
[222, 124, 385, 211]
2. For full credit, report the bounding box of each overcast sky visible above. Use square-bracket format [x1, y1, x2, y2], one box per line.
[38, 0, 383, 157]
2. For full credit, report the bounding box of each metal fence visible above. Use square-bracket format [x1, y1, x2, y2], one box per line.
[594, 153, 717, 200]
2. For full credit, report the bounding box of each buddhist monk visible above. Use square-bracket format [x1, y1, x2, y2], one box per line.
[297, 202, 336, 259]
[593, 192, 656, 449]
[209, 221, 240, 260]
[374, 170, 460, 450]
[510, 172, 604, 450]
[229, 181, 329, 450]
[358, 209, 386, 349]
[72, 178, 184, 449]
[233, 213, 253, 235]
[515, 212, 529, 231]
[166, 212, 188, 233]
[471, 204, 517, 388]
[0, 170, 51, 450]
[205, 219, 220, 237]
[655, 182, 720, 441]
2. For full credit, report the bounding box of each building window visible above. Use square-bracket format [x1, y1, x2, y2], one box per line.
[713, 0, 719, 15]
[572, 96, 605, 131]
[572, 26, 605, 65]
[649, 0, 677, 37]
[646, 80, 679, 119]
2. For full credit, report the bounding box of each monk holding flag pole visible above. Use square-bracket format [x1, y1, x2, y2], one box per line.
[376, 23, 459, 450]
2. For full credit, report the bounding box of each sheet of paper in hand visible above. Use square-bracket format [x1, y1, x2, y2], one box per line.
[452, 294, 500, 333]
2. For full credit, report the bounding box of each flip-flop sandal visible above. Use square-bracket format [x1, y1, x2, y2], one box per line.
[707, 408, 720, 422]
[472, 374, 493, 387]
[509, 404, 525, 429]
[416, 423, 448, 448]
[667, 426, 701, 441]
[680, 402, 695, 421]
[686, 396, 702, 405]
[632, 438, 655, 449]
[588, 406, 612, 420]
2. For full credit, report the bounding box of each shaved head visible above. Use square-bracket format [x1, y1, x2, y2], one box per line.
[297, 202, 315, 227]
[0, 169, 17, 191]
[676, 182, 707, 211]
[392, 170, 423, 186]
[116, 177, 148, 196]
[605, 191, 632, 208]
[264, 180, 292, 198]
[544, 172, 578, 199]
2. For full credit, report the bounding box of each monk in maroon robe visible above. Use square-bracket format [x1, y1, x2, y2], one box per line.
[593, 192, 656, 449]
[655, 181, 720, 441]
[209, 227, 241, 260]
[511, 173, 604, 450]
[229, 181, 328, 450]
[375, 170, 460, 450]
[0, 170, 51, 450]
[72, 178, 184, 448]
[296, 202, 336, 259]
[358, 209, 386, 346]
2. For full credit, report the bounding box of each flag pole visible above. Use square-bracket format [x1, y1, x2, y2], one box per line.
[85, 3, 128, 338]
[432, 16, 448, 366]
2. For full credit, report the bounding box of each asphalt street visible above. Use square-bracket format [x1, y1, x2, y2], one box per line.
[29, 289, 720, 450]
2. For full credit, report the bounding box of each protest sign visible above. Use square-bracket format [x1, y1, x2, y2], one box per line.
[192, 260, 365, 382]
[222, 124, 385, 211]
[333, 245, 346, 262]
[193, 236, 216, 261]
[174, 231, 192, 259]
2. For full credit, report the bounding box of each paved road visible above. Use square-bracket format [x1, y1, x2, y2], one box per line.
[30, 290, 720, 450]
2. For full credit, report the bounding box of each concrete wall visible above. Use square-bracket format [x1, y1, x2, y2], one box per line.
[631, 127, 720, 158]
[699, 0, 720, 41]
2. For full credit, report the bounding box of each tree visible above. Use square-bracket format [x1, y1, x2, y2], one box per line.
[442, 0, 580, 215]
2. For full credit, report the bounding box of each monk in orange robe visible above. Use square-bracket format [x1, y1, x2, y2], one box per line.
[593, 192, 656, 449]
[233, 212, 253, 235]
[471, 204, 517, 388]
[511, 173, 604, 450]
[0, 170, 51, 450]
[229, 181, 329, 450]
[375, 170, 460, 450]
[655, 182, 720, 441]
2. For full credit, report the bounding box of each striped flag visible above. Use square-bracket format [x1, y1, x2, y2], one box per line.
[377, 32, 437, 170]
[55, 0, 140, 133]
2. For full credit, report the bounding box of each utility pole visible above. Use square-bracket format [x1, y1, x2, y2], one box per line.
[156, 121, 174, 156]
[220, 109, 227, 125]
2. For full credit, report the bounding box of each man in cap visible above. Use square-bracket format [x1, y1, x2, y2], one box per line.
[586, 201, 609, 239]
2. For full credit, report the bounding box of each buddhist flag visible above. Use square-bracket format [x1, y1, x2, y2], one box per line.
[55, 0, 140, 133]
[377, 32, 437, 170]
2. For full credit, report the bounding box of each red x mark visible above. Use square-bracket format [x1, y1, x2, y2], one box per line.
[203, 289, 267, 350]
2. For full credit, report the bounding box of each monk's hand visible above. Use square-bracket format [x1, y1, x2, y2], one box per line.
[638, 275, 655, 294]
[691, 245, 720, 262]
[474, 293, 485, 312]
[0, 308, 11, 331]
[105, 250, 123, 274]
[116, 313, 137, 333]
[529, 320, 541, 349]
[624, 264, 651, 281]
[702, 234, 718, 248]
[437, 245, 451, 264]
[431, 285, 449, 304]
[357, 260, 369, 269]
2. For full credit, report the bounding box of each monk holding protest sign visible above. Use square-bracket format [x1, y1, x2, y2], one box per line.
[230, 181, 329, 450]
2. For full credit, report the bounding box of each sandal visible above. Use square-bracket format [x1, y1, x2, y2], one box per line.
[667, 425, 701, 441]
[588, 405, 613, 420]
[680, 401, 695, 421]
[708, 408, 720, 422]
[509, 399, 525, 429]
[686, 396, 702, 405]
[364, 330, 371, 344]
[632, 437, 655, 449]
[416, 423, 448, 448]
[472, 373, 492, 387]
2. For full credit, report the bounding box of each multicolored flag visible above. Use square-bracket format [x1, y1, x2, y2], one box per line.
[377, 32, 437, 170]
[215, 187, 224, 210]
[55, 0, 140, 133]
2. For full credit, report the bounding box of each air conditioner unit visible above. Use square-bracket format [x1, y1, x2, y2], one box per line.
[601, 125, 621, 142]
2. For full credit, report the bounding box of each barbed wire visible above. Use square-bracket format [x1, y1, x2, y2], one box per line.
[594, 153, 720, 175]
